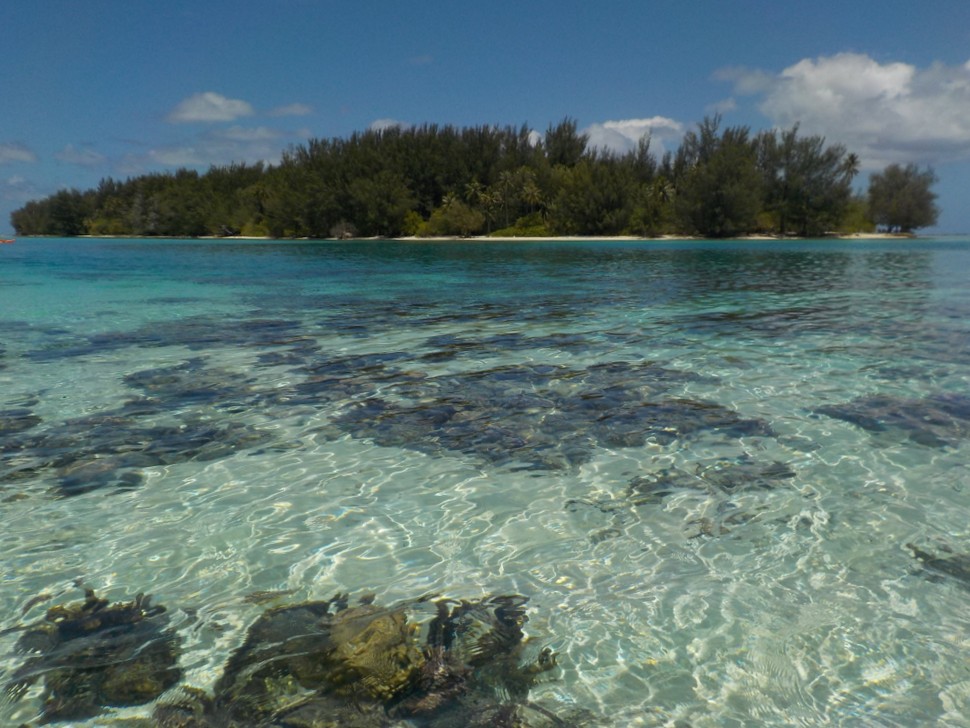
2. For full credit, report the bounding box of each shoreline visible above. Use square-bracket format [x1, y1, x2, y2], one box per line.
[393, 232, 918, 243]
[58, 232, 924, 242]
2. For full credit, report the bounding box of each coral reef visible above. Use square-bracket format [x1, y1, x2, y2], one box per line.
[6, 588, 181, 723]
[330, 360, 770, 471]
[907, 542, 970, 585]
[153, 592, 573, 727]
[816, 392, 970, 448]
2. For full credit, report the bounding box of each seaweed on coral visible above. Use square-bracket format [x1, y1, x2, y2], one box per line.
[6, 587, 181, 722]
[156, 592, 569, 728]
[6, 586, 581, 726]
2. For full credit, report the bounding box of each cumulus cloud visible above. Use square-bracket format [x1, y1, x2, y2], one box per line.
[0, 142, 37, 164]
[583, 116, 686, 155]
[168, 92, 255, 123]
[719, 52, 970, 167]
[55, 144, 106, 167]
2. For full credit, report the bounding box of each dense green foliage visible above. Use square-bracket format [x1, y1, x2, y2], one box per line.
[12, 116, 928, 239]
[673, 118, 763, 237]
[755, 124, 860, 237]
[867, 163, 939, 233]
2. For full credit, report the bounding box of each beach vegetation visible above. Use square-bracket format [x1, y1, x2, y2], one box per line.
[544, 116, 589, 168]
[837, 194, 877, 234]
[867, 163, 939, 233]
[755, 124, 858, 236]
[418, 195, 485, 237]
[673, 116, 763, 237]
[491, 211, 552, 237]
[11, 116, 936, 239]
[547, 157, 637, 235]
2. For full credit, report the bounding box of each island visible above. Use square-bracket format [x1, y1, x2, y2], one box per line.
[11, 117, 939, 240]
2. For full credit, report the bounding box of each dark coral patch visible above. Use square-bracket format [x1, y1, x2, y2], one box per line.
[816, 392, 970, 447]
[332, 360, 767, 470]
[158, 593, 572, 728]
[7, 589, 181, 723]
[1, 407, 272, 496]
[628, 458, 796, 505]
[0, 408, 42, 435]
[907, 542, 970, 586]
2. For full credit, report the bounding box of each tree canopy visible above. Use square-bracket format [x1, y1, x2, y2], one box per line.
[11, 117, 934, 239]
[867, 163, 939, 233]
[673, 117, 763, 237]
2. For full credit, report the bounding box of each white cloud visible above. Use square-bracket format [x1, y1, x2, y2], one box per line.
[148, 146, 207, 167]
[1, 174, 39, 207]
[141, 125, 297, 170]
[269, 103, 312, 117]
[583, 116, 686, 155]
[167, 92, 255, 123]
[369, 118, 409, 132]
[720, 53, 970, 168]
[0, 142, 37, 164]
[714, 66, 774, 95]
[54, 144, 106, 167]
[217, 126, 281, 142]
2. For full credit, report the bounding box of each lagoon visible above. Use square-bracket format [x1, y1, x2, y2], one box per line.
[2, 236, 970, 725]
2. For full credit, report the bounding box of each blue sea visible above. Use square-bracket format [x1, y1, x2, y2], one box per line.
[2, 236, 970, 726]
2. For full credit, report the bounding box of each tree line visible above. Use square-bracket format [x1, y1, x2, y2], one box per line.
[10, 117, 939, 238]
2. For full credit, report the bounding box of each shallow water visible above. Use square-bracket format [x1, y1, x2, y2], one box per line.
[2, 237, 970, 725]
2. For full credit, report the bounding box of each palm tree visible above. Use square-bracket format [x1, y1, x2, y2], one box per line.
[464, 179, 484, 205]
[522, 181, 542, 215]
[479, 189, 499, 234]
[653, 177, 674, 205]
[842, 153, 860, 182]
[496, 170, 518, 226]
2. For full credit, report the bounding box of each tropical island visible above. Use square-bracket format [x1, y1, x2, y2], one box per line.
[10, 117, 939, 240]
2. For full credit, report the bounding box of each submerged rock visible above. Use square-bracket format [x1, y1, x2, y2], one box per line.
[1, 404, 273, 497]
[210, 594, 424, 724]
[816, 392, 970, 448]
[420, 331, 592, 363]
[288, 351, 421, 406]
[628, 458, 796, 505]
[907, 542, 970, 585]
[7, 588, 181, 723]
[566, 457, 795, 542]
[4, 585, 583, 727]
[56, 456, 144, 496]
[28, 315, 310, 361]
[150, 686, 214, 727]
[0, 408, 42, 435]
[8, 344, 766, 496]
[151, 593, 569, 728]
[331, 360, 768, 470]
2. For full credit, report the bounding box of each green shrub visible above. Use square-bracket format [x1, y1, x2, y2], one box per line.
[490, 213, 551, 238]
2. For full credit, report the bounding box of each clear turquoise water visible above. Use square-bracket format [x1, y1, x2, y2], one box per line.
[2, 237, 970, 725]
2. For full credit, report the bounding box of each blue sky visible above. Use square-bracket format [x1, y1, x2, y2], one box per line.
[3, 0, 970, 233]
